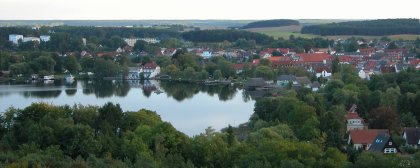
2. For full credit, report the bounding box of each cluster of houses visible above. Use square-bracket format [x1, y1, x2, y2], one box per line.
[9, 34, 50, 44]
[247, 44, 419, 81]
[346, 104, 420, 154]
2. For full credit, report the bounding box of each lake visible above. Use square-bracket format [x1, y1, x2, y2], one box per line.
[0, 80, 256, 136]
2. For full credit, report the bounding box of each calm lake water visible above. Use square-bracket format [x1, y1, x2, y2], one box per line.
[0, 80, 255, 136]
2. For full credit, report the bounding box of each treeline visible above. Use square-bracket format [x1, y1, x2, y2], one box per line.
[301, 19, 420, 36]
[241, 19, 300, 29]
[0, 26, 180, 40]
[0, 102, 350, 168]
[182, 29, 274, 44]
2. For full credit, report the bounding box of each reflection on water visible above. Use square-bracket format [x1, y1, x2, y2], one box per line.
[0, 80, 256, 136]
[0, 80, 250, 102]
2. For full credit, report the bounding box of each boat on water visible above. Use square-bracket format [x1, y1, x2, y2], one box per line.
[65, 74, 75, 83]
[43, 75, 55, 80]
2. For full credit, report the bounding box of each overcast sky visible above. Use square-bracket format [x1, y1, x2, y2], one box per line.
[1, 0, 419, 20]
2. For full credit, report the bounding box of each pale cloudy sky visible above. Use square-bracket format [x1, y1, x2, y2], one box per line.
[1, 0, 419, 20]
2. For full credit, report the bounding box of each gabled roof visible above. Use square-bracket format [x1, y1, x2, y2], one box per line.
[143, 62, 158, 69]
[314, 66, 331, 73]
[403, 127, 420, 145]
[349, 129, 389, 144]
[369, 134, 391, 152]
[346, 104, 363, 120]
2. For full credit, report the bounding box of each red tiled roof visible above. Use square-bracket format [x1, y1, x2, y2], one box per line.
[234, 63, 244, 70]
[314, 66, 331, 73]
[297, 53, 331, 63]
[350, 129, 389, 144]
[143, 62, 158, 69]
[409, 59, 420, 66]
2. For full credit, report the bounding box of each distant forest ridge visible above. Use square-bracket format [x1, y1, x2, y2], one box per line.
[241, 19, 300, 29]
[182, 29, 273, 44]
[301, 19, 420, 36]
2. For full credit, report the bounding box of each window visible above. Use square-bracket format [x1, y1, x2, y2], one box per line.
[384, 148, 396, 153]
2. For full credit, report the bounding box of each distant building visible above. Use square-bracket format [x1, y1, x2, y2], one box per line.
[345, 104, 367, 131]
[124, 38, 160, 47]
[9, 34, 24, 44]
[40, 35, 51, 42]
[201, 50, 212, 59]
[23, 37, 41, 43]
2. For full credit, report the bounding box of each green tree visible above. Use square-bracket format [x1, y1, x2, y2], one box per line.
[63, 55, 80, 73]
[213, 70, 223, 80]
[256, 66, 274, 80]
[32, 55, 56, 73]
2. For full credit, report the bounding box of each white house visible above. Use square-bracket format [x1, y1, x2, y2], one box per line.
[127, 67, 141, 79]
[9, 34, 24, 44]
[40, 35, 51, 42]
[140, 62, 160, 79]
[315, 67, 332, 78]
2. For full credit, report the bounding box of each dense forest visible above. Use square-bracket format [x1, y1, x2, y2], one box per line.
[181, 30, 274, 44]
[301, 19, 420, 36]
[241, 19, 300, 29]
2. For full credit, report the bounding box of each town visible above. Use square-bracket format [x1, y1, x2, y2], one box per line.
[1, 18, 420, 167]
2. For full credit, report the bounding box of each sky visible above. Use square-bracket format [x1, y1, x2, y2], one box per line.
[1, 0, 419, 20]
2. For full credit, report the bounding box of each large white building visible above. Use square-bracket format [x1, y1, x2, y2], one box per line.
[9, 34, 24, 44]
[23, 37, 41, 43]
[40, 35, 51, 42]
[124, 38, 160, 47]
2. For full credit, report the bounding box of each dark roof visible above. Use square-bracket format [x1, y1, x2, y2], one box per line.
[277, 75, 296, 81]
[296, 77, 311, 85]
[381, 66, 396, 73]
[311, 81, 320, 88]
[246, 78, 265, 87]
[369, 134, 390, 152]
[403, 127, 420, 145]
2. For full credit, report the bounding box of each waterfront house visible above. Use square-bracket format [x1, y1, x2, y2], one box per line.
[140, 62, 160, 79]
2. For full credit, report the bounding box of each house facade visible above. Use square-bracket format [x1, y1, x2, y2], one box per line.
[345, 104, 367, 131]
[140, 62, 160, 79]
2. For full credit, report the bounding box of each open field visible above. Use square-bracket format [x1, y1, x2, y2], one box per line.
[246, 26, 420, 41]
[245, 25, 320, 39]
